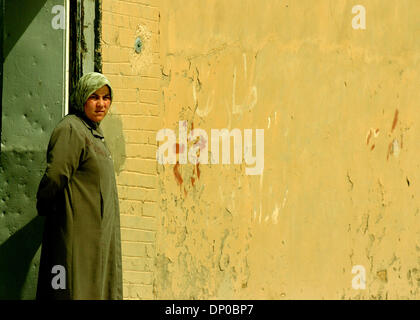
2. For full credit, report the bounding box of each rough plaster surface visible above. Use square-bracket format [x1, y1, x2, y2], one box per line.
[153, 0, 420, 299]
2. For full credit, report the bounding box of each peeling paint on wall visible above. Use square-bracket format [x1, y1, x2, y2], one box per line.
[151, 0, 420, 299]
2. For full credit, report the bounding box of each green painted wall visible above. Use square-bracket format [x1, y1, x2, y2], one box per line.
[0, 0, 66, 299]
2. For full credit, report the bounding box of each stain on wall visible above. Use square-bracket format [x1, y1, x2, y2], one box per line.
[153, 0, 420, 299]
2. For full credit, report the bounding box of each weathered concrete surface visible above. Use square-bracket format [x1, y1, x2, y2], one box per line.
[154, 0, 420, 299]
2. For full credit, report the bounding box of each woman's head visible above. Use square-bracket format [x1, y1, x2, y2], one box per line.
[71, 72, 113, 122]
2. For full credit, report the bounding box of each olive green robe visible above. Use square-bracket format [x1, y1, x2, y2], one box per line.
[36, 113, 122, 300]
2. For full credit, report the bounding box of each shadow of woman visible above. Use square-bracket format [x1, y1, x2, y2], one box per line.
[0, 216, 44, 299]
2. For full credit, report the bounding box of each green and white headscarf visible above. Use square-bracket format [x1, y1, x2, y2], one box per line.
[71, 72, 113, 113]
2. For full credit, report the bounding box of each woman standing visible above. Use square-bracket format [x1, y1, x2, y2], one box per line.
[36, 72, 122, 300]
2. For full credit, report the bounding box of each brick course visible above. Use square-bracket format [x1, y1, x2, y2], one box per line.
[101, 0, 161, 300]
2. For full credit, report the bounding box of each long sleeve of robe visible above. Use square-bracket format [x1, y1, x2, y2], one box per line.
[36, 114, 122, 300]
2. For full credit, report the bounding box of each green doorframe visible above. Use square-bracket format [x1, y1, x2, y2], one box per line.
[69, 0, 82, 99]
[68, 0, 102, 114]
[94, 0, 102, 74]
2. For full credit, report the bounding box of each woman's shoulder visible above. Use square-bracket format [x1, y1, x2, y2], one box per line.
[54, 114, 85, 131]
[49, 114, 88, 142]
[57, 113, 83, 125]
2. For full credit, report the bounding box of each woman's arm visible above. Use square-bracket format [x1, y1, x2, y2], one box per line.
[36, 122, 84, 216]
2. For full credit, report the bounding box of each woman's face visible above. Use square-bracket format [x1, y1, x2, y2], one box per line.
[84, 85, 112, 122]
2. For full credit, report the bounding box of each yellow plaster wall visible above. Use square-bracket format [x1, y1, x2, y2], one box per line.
[153, 0, 420, 299]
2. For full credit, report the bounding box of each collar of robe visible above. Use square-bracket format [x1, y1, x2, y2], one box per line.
[77, 112, 105, 141]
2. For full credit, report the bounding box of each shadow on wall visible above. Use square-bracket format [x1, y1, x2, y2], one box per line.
[3, 0, 48, 60]
[0, 150, 46, 300]
[0, 0, 65, 300]
[0, 216, 44, 299]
